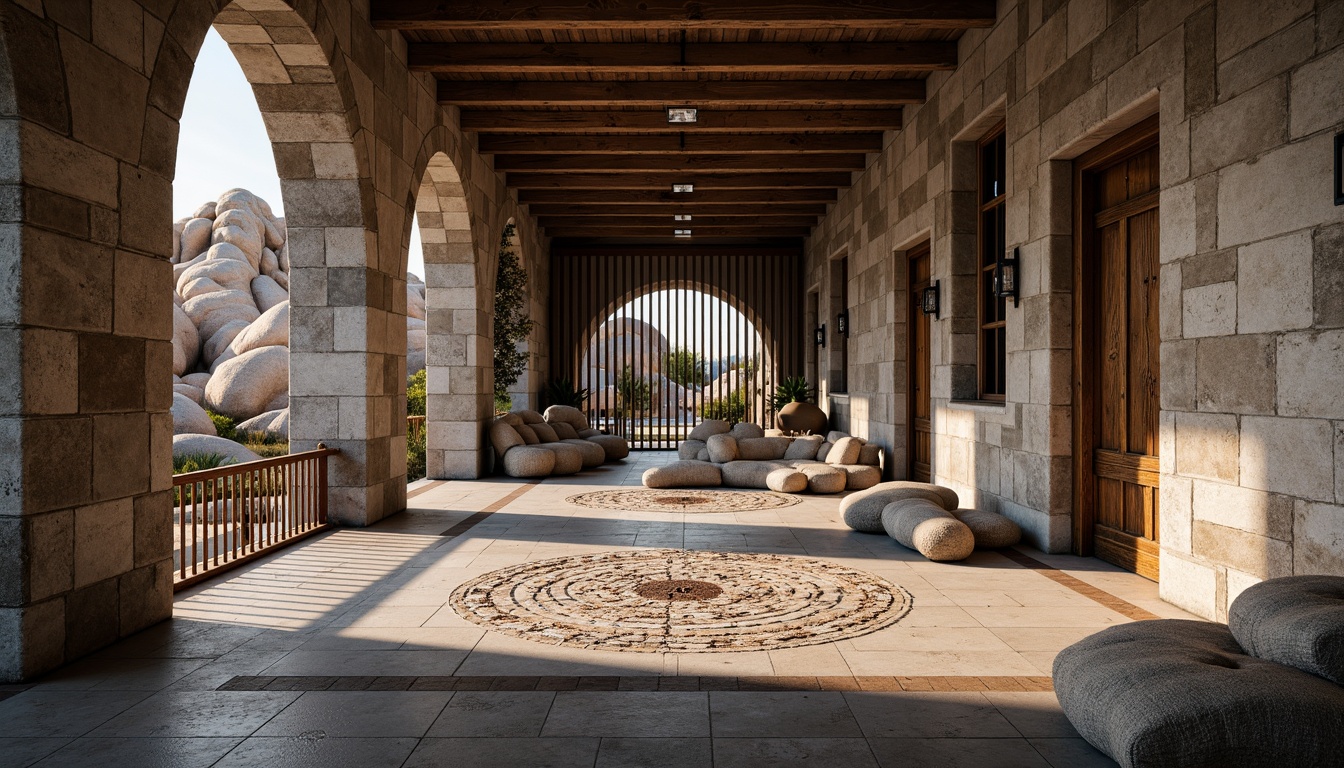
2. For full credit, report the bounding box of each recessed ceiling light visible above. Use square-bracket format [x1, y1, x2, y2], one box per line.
[672, 183, 694, 193]
[674, 229, 692, 237]
[674, 214, 692, 221]
[667, 107, 698, 123]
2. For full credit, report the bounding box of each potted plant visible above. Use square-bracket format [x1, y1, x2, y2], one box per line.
[771, 376, 827, 435]
[544, 376, 590, 409]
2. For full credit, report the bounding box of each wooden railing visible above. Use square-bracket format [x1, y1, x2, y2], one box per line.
[173, 445, 339, 590]
[407, 415, 426, 442]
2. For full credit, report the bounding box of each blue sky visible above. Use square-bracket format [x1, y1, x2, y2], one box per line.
[175, 29, 425, 278]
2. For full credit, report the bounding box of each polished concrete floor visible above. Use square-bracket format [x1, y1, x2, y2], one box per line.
[0, 452, 1198, 767]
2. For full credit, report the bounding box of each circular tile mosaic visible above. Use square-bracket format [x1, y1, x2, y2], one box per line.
[565, 488, 802, 513]
[449, 549, 911, 652]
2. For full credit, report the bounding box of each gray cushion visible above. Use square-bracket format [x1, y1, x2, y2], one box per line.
[858, 443, 882, 466]
[838, 481, 960, 533]
[587, 434, 629, 461]
[530, 422, 559, 443]
[678, 439, 707, 460]
[501, 445, 555, 477]
[488, 419, 525, 460]
[562, 438, 606, 468]
[536, 442, 582, 474]
[784, 435, 824, 460]
[729, 422, 766, 440]
[952, 509, 1022, 549]
[1053, 619, 1344, 768]
[836, 464, 882, 490]
[720, 460, 782, 489]
[688, 419, 731, 441]
[514, 409, 545, 424]
[706, 433, 738, 463]
[737, 436, 790, 460]
[815, 441, 833, 462]
[799, 463, 846, 494]
[826, 436, 863, 465]
[643, 460, 723, 488]
[549, 421, 581, 440]
[543, 405, 590, 431]
[513, 423, 540, 445]
[766, 467, 807, 493]
[1228, 575, 1344, 685]
[881, 498, 974, 561]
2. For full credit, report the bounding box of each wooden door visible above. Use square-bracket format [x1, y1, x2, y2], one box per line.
[907, 242, 932, 483]
[1075, 117, 1161, 580]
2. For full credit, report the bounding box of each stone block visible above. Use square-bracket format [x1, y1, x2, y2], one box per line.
[27, 510, 73, 602]
[1290, 46, 1344, 139]
[1193, 520, 1292, 580]
[0, 599, 64, 682]
[73, 498, 134, 589]
[21, 328, 79, 415]
[1217, 18, 1314, 101]
[1277, 329, 1344, 420]
[1159, 474, 1193, 554]
[1236, 231, 1312, 333]
[118, 561, 171, 636]
[1216, 0, 1314, 62]
[1293, 500, 1344, 577]
[91, 413, 149, 501]
[1182, 281, 1236, 338]
[1195, 333, 1276, 414]
[1181, 250, 1236, 288]
[1174, 411, 1240, 483]
[1192, 478, 1293, 541]
[64, 579, 119, 659]
[79, 334, 146, 412]
[1161, 339, 1196, 411]
[1160, 182, 1196, 262]
[133, 491, 172, 569]
[1158, 550, 1218, 620]
[1190, 77, 1287, 176]
[22, 417, 92, 514]
[23, 228, 115, 334]
[1218, 133, 1344, 249]
[1239, 415, 1335, 501]
[1315, 225, 1344, 328]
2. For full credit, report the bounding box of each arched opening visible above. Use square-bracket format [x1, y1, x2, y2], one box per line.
[580, 288, 770, 449]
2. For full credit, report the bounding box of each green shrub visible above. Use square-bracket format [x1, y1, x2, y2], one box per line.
[173, 452, 234, 475]
[700, 389, 747, 424]
[544, 376, 589, 408]
[407, 424, 426, 481]
[495, 392, 512, 414]
[493, 223, 533, 403]
[616, 365, 652, 416]
[407, 369, 427, 416]
[664, 348, 708, 387]
[770, 376, 816, 413]
[207, 411, 238, 441]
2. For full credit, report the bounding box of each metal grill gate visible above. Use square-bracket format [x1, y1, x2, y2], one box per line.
[550, 247, 804, 450]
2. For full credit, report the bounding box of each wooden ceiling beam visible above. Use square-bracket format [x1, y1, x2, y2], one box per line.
[477, 133, 885, 154]
[543, 226, 814, 238]
[493, 153, 867, 172]
[410, 41, 958, 74]
[507, 172, 852, 189]
[373, 1, 997, 30]
[461, 109, 902, 133]
[517, 188, 837, 203]
[525, 203, 830, 216]
[438, 80, 923, 107]
[538, 215, 817, 228]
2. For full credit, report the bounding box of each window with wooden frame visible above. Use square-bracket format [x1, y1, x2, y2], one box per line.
[977, 123, 1007, 400]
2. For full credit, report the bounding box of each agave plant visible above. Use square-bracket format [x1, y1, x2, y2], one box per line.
[544, 376, 590, 409]
[770, 376, 816, 413]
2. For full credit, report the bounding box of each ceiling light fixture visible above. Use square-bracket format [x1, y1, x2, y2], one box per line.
[674, 214, 692, 221]
[674, 229, 692, 238]
[672, 183, 694, 193]
[667, 107, 698, 123]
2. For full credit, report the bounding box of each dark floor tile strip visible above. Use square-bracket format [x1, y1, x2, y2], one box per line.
[999, 548, 1160, 621]
[218, 674, 1053, 693]
[439, 480, 542, 537]
[407, 480, 447, 500]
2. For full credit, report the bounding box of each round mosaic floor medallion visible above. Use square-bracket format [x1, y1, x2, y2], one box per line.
[449, 549, 911, 652]
[565, 488, 802, 513]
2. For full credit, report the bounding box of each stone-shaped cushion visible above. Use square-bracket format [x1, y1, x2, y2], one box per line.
[1228, 575, 1344, 685]
[858, 444, 882, 466]
[643, 460, 723, 489]
[720, 460, 778, 488]
[729, 422, 766, 440]
[537, 442, 583, 474]
[587, 434, 630, 462]
[501, 446, 556, 477]
[706, 433, 739, 463]
[500, 412, 524, 427]
[689, 419, 732, 441]
[839, 481, 960, 533]
[678, 439, 706, 460]
[578, 428, 601, 438]
[784, 435, 824, 460]
[549, 421, 581, 440]
[766, 467, 808, 493]
[695, 448, 710, 461]
[826, 431, 851, 444]
[836, 464, 882, 490]
[737, 437, 790, 460]
[952, 509, 1022, 549]
[815, 441, 833, 462]
[514, 424, 540, 445]
[881, 498, 975, 561]
[827, 436, 864, 466]
[562, 438, 606, 468]
[799, 464, 846, 494]
[1053, 619, 1344, 768]
[489, 419, 525, 461]
[544, 404, 590, 431]
[514, 409, 545, 424]
[530, 423, 560, 443]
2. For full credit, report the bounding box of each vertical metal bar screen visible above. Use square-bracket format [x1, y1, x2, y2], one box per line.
[550, 247, 804, 450]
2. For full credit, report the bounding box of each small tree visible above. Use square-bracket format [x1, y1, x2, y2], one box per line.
[664, 347, 708, 388]
[493, 223, 533, 407]
[616, 365, 652, 416]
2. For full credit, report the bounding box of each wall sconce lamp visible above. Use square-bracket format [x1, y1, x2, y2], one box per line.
[921, 280, 941, 318]
[836, 310, 850, 336]
[994, 247, 1020, 307]
[815, 324, 826, 348]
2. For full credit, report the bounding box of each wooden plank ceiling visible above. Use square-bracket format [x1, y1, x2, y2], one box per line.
[373, 1, 996, 242]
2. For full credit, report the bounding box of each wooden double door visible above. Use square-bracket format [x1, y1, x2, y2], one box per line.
[907, 241, 932, 483]
[1075, 117, 1162, 580]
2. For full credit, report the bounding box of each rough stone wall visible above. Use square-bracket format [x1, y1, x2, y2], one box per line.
[0, 0, 546, 680]
[805, 0, 1344, 620]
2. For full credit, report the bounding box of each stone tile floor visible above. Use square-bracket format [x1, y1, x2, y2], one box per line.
[0, 452, 1200, 766]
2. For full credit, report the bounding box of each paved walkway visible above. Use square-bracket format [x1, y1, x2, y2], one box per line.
[0, 453, 1195, 766]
